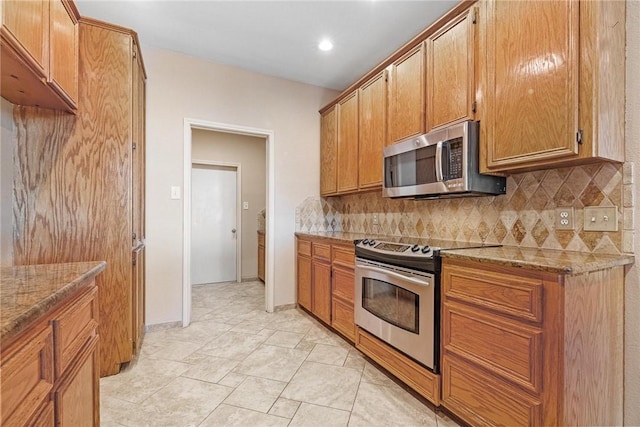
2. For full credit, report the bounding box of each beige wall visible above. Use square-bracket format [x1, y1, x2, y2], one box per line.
[625, 1, 639, 424]
[144, 47, 338, 324]
[0, 98, 14, 266]
[192, 130, 266, 280]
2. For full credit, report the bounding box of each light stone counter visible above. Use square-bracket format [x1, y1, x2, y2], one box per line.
[0, 261, 106, 343]
[295, 231, 634, 274]
[440, 246, 634, 274]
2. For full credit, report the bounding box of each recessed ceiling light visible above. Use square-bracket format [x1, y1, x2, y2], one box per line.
[318, 39, 333, 52]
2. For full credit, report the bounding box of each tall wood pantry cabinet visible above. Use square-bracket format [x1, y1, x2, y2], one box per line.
[13, 18, 147, 377]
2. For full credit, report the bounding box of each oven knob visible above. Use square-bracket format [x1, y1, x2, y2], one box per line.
[421, 246, 431, 254]
[362, 239, 369, 245]
[411, 244, 420, 252]
[369, 240, 376, 246]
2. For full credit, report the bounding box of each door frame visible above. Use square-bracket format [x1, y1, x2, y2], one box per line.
[191, 160, 242, 286]
[183, 118, 275, 327]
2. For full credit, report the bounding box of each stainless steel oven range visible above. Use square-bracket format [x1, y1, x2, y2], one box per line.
[354, 238, 496, 373]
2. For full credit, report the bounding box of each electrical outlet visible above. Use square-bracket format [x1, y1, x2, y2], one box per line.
[584, 206, 618, 232]
[243, 202, 249, 210]
[372, 214, 379, 225]
[555, 207, 574, 230]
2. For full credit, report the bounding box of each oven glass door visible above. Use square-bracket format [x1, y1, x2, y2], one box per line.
[362, 278, 419, 334]
[355, 259, 435, 370]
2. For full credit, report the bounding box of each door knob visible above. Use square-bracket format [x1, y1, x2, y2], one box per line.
[232, 229, 237, 233]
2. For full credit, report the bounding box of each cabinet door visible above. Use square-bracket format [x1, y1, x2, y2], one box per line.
[132, 41, 146, 245]
[337, 91, 359, 193]
[1, 0, 48, 76]
[358, 70, 387, 189]
[312, 260, 332, 324]
[389, 43, 425, 143]
[55, 337, 99, 427]
[48, 0, 78, 106]
[320, 106, 338, 196]
[297, 254, 312, 311]
[132, 247, 145, 355]
[479, 0, 579, 172]
[427, 8, 475, 131]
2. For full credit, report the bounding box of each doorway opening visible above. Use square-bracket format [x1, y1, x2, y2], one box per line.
[183, 118, 275, 327]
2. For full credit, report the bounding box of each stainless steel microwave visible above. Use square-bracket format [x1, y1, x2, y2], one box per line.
[382, 121, 506, 199]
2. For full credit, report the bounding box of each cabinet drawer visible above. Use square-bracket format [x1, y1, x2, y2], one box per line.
[356, 328, 440, 405]
[297, 239, 312, 257]
[53, 285, 98, 377]
[442, 355, 542, 427]
[1, 325, 54, 426]
[332, 297, 355, 342]
[332, 265, 355, 302]
[257, 231, 265, 246]
[443, 302, 542, 393]
[312, 242, 331, 261]
[443, 260, 543, 323]
[332, 245, 354, 268]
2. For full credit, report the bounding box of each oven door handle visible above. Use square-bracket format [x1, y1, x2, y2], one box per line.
[356, 263, 431, 287]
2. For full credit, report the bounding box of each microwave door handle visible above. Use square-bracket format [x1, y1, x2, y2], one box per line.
[357, 263, 430, 287]
[435, 141, 443, 182]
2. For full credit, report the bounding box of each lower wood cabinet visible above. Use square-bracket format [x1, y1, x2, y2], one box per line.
[296, 236, 333, 325]
[331, 244, 356, 342]
[441, 257, 624, 426]
[0, 282, 100, 426]
[296, 236, 356, 340]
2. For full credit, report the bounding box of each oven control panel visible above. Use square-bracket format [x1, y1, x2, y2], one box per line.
[356, 239, 433, 258]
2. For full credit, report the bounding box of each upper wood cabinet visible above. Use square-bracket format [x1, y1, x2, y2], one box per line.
[337, 91, 359, 193]
[426, 8, 476, 132]
[1, 0, 79, 112]
[358, 70, 388, 190]
[388, 43, 425, 143]
[320, 106, 338, 196]
[478, 0, 625, 173]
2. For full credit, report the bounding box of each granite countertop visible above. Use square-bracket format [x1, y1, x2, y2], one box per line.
[0, 261, 107, 344]
[440, 246, 634, 275]
[295, 231, 369, 243]
[295, 231, 634, 274]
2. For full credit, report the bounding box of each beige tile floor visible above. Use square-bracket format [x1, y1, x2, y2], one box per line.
[100, 281, 460, 427]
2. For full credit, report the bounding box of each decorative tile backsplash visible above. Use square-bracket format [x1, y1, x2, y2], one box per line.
[296, 162, 634, 255]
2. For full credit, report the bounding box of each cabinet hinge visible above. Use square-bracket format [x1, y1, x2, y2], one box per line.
[577, 129, 583, 144]
[133, 50, 137, 60]
[132, 142, 137, 150]
[471, 101, 477, 113]
[472, 8, 477, 24]
[132, 232, 137, 240]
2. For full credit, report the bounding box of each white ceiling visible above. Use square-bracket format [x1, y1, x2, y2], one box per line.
[74, 0, 459, 91]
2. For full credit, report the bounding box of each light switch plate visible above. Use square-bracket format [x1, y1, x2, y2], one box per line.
[170, 186, 181, 200]
[584, 206, 618, 232]
[243, 202, 249, 210]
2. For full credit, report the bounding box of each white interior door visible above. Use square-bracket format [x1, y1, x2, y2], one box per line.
[191, 165, 237, 285]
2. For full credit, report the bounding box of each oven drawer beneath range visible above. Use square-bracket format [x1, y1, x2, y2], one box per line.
[356, 328, 440, 406]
